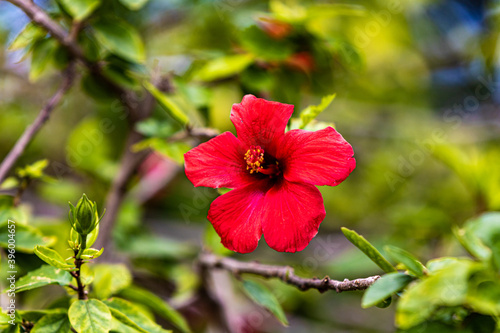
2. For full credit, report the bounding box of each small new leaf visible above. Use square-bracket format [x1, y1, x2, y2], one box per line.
[299, 94, 336, 129]
[34, 245, 76, 271]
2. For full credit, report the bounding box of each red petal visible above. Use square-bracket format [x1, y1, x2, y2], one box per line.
[230, 95, 293, 155]
[262, 180, 325, 252]
[184, 132, 252, 189]
[208, 181, 271, 253]
[278, 127, 355, 186]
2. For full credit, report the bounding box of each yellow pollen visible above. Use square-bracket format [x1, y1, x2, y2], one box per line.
[244, 145, 265, 174]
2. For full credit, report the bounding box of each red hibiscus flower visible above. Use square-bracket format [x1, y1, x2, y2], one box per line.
[184, 95, 355, 253]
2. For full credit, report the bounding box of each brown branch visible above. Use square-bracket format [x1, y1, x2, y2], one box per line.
[70, 253, 88, 300]
[5, 0, 127, 98]
[199, 253, 380, 293]
[93, 130, 150, 255]
[5, 0, 88, 65]
[0, 63, 76, 183]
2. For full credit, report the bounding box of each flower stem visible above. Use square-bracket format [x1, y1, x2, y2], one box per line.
[72, 249, 87, 300]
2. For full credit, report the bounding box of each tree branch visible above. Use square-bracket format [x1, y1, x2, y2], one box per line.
[5, 0, 88, 64]
[0, 63, 76, 183]
[199, 253, 380, 293]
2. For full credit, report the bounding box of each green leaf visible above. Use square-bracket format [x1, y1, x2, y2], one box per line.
[375, 297, 392, 308]
[299, 94, 336, 129]
[196, 54, 254, 82]
[396, 259, 478, 329]
[68, 299, 111, 333]
[241, 280, 288, 326]
[30, 38, 58, 82]
[135, 118, 175, 138]
[119, 235, 196, 260]
[80, 247, 104, 260]
[9, 22, 47, 51]
[0, 178, 19, 190]
[118, 286, 191, 333]
[107, 307, 149, 333]
[0, 222, 56, 253]
[92, 264, 132, 299]
[31, 312, 72, 333]
[384, 245, 427, 278]
[143, 81, 189, 125]
[361, 272, 413, 308]
[58, 0, 101, 21]
[467, 280, 500, 316]
[17, 309, 66, 323]
[118, 0, 149, 10]
[453, 225, 491, 261]
[104, 298, 171, 333]
[341, 227, 397, 273]
[102, 64, 140, 90]
[13, 265, 73, 293]
[16, 159, 49, 179]
[461, 212, 500, 268]
[132, 138, 190, 164]
[34, 246, 76, 270]
[92, 19, 145, 63]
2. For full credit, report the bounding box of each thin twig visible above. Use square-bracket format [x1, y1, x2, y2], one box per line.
[5, 0, 87, 64]
[93, 131, 150, 254]
[5, 0, 126, 98]
[199, 253, 380, 293]
[0, 63, 76, 183]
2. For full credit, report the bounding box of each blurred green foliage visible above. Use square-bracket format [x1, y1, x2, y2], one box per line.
[0, 0, 499, 332]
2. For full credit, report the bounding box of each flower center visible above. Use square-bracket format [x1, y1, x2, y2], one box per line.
[244, 146, 280, 177]
[244, 145, 264, 174]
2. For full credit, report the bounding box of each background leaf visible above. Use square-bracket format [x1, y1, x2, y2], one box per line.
[92, 264, 132, 299]
[118, 286, 192, 333]
[104, 298, 171, 333]
[242, 280, 288, 326]
[0, 223, 56, 253]
[92, 19, 145, 63]
[299, 94, 336, 129]
[8, 22, 46, 50]
[196, 54, 254, 82]
[58, 0, 101, 21]
[31, 312, 72, 333]
[143, 81, 190, 125]
[118, 0, 149, 10]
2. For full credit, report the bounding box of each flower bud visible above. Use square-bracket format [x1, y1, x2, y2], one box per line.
[68, 194, 104, 236]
